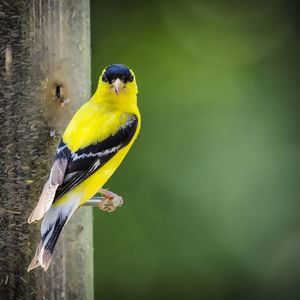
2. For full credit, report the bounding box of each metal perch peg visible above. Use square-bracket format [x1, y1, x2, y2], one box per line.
[84, 188, 124, 213]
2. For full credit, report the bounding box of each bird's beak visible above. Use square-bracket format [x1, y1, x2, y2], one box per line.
[111, 78, 125, 95]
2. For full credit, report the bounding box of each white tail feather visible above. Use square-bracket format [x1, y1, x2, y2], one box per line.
[27, 196, 80, 271]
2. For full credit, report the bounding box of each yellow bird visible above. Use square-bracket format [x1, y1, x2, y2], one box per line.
[28, 64, 141, 271]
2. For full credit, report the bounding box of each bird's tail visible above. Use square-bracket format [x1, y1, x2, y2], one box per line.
[27, 197, 79, 272]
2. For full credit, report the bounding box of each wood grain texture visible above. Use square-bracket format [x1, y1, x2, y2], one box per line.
[0, 0, 93, 299]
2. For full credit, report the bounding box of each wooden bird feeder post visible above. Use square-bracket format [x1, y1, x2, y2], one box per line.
[0, 0, 93, 299]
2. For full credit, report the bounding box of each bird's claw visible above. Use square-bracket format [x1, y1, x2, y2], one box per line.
[98, 188, 123, 213]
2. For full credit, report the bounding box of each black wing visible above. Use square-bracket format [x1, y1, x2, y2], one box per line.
[52, 114, 138, 202]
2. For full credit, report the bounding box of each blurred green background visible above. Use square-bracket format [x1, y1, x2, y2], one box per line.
[91, 1, 300, 299]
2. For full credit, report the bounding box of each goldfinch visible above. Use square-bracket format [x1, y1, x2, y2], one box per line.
[27, 64, 141, 271]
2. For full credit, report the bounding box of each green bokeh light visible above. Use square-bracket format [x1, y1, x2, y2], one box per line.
[91, 1, 300, 299]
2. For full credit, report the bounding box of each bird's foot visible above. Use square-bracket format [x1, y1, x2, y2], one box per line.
[98, 188, 123, 213]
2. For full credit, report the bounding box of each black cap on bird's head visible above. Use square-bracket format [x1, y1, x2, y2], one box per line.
[101, 64, 134, 95]
[102, 64, 134, 84]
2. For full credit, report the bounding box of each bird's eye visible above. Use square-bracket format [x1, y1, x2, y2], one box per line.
[102, 74, 108, 82]
[128, 75, 134, 82]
